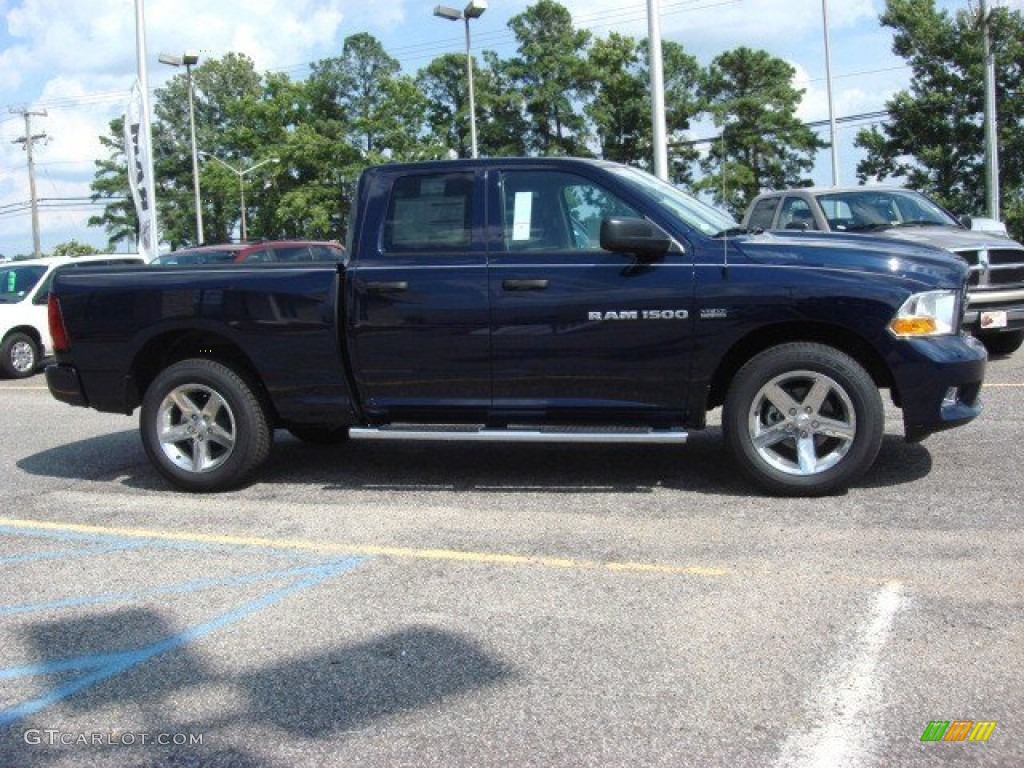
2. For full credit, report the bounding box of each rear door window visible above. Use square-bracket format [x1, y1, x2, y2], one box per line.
[382, 173, 474, 254]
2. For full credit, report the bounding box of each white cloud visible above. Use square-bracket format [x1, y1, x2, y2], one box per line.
[0, 0, 360, 254]
[557, 0, 879, 54]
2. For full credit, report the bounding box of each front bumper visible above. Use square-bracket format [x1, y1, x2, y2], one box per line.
[963, 288, 1024, 334]
[891, 334, 987, 442]
[45, 363, 89, 408]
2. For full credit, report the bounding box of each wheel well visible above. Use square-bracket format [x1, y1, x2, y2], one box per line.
[3, 326, 43, 350]
[706, 323, 893, 410]
[131, 331, 277, 421]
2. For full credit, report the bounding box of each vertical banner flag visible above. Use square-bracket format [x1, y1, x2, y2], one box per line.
[124, 79, 156, 260]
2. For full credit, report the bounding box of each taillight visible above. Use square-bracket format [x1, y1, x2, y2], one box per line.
[48, 294, 70, 353]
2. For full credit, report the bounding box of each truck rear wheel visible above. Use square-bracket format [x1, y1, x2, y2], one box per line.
[722, 343, 883, 496]
[141, 359, 271, 492]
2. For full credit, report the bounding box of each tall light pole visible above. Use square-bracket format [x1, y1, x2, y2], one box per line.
[822, 0, 839, 186]
[646, 0, 668, 180]
[433, 1, 487, 159]
[159, 50, 204, 244]
[200, 153, 278, 241]
[980, 0, 1000, 220]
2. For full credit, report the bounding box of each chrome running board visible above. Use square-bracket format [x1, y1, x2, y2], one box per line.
[349, 426, 688, 444]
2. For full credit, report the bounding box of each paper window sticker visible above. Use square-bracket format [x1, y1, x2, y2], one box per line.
[512, 192, 533, 241]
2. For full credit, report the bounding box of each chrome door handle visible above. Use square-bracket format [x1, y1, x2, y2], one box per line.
[502, 279, 549, 291]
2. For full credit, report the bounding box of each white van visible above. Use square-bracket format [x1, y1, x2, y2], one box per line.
[0, 254, 143, 377]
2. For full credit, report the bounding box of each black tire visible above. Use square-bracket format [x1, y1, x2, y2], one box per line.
[978, 330, 1023, 357]
[1, 332, 39, 378]
[286, 425, 351, 444]
[140, 359, 272, 492]
[722, 343, 884, 496]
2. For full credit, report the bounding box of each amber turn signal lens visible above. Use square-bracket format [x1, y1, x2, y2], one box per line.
[889, 316, 938, 336]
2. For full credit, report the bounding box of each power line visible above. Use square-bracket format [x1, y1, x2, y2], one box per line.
[669, 109, 892, 148]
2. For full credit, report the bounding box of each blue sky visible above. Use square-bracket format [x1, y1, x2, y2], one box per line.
[0, 0, 1017, 256]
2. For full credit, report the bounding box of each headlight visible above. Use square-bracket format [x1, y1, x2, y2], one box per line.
[888, 290, 958, 337]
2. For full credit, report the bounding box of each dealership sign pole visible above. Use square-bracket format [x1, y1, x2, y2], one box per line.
[129, 0, 160, 260]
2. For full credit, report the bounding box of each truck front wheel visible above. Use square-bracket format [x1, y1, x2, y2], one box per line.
[978, 329, 1023, 357]
[141, 359, 272, 492]
[722, 343, 883, 496]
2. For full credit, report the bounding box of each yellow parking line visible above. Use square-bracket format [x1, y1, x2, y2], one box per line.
[985, 382, 1024, 387]
[0, 516, 731, 577]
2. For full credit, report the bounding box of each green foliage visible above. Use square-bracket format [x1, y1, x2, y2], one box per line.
[477, 52, 530, 157]
[855, 0, 1024, 240]
[586, 36, 701, 182]
[587, 34, 649, 166]
[88, 116, 137, 250]
[50, 240, 100, 257]
[697, 47, 826, 216]
[507, 0, 592, 155]
[88, 1, 829, 245]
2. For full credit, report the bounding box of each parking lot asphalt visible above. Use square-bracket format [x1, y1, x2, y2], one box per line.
[0, 354, 1021, 767]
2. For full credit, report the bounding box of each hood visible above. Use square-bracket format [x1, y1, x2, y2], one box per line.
[869, 224, 1022, 254]
[730, 230, 968, 290]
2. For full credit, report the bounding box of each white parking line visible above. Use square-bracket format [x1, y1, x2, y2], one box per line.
[774, 581, 905, 768]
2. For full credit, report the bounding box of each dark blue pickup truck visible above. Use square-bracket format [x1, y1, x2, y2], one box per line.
[45, 158, 986, 495]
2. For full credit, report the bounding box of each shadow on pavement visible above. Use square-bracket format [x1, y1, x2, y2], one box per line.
[17, 427, 933, 499]
[1, 607, 511, 767]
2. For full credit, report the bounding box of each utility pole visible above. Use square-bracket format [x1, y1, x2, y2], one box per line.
[980, 0, 1000, 221]
[10, 107, 48, 258]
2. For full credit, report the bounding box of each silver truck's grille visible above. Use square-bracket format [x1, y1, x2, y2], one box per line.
[957, 247, 1024, 287]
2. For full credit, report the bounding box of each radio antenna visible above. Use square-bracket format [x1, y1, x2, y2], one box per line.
[721, 123, 729, 273]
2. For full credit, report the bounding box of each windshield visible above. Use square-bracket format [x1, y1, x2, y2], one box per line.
[609, 166, 738, 237]
[815, 189, 959, 232]
[0, 265, 47, 304]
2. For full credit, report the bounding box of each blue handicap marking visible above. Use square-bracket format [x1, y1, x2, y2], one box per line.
[0, 527, 368, 727]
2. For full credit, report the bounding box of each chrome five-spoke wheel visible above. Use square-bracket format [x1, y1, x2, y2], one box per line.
[141, 359, 271, 492]
[748, 370, 856, 476]
[723, 343, 883, 496]
[157, 384, 237, 473]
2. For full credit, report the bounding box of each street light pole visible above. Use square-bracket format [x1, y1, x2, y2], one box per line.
[646, 0, 668, 180]
[434, 2, 487, 159]
[159, 50, 204, 244]
[463, 15, 479, 159]
[822, 0, 839, 186]
[980, 0, 1000, 221]
[200, 153, 278, 241]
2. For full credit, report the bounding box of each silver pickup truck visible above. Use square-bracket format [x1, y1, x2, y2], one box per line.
[743, 186, 1024, 356]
